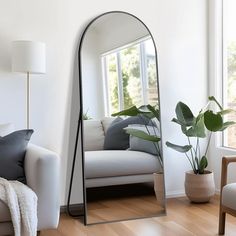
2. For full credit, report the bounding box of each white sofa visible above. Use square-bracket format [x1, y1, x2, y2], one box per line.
[0, 124, 60, 235]
[84, 118, 161, 188]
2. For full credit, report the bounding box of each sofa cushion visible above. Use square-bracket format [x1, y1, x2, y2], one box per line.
[0, 129, 33, 184]
[104, 116, 149, 150]
[222, 183, 236, 210]
[0, 199, 11, 222]
[85, 150, 161, 179]
[84, 120, 105, 151]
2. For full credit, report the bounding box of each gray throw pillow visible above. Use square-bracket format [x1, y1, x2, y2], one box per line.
[0, 129, 34, 184]
[128, 125, 161, 155]
[104, 116, 150, 150]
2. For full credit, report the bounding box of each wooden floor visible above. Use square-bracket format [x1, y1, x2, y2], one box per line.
[40, 196, 236, 236]
[86, 184, 164, 224]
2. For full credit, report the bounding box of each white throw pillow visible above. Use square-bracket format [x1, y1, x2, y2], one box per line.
[101, 117, 117, 134]
[0, 123, 15, 136]
[84, 120, 105, 151]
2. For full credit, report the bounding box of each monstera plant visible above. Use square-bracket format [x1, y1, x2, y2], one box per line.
[166, 96, 235, 174]
[166, 96, 236, 203]
[113, 104, 165, 206]
[112, 104, 163, 169]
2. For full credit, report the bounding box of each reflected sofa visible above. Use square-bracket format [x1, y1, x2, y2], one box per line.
[84, 118, 161, 188]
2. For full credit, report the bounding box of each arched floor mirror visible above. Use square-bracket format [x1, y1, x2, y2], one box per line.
[69, 11, 166, 225]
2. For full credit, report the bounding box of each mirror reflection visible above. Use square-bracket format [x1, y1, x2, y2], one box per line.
[81, 12, 165, 225]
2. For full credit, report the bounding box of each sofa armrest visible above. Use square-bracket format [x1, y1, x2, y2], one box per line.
[24, 144, 60, 230]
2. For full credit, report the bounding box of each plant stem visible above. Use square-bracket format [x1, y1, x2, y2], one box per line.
[193, 137, 199, 159]
[198, 137, 201, 160]
[187, 137, 196, 171]
[139, 115, 163, 168]
[148, 119, 162, 164]
[204, 132, 212, 156]
[185, 152, 195, 173]
[196, 137, 200, 162]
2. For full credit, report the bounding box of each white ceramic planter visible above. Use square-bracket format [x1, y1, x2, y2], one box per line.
[185, 170, 215, 203]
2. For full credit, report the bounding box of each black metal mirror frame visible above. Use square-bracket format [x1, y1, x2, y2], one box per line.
[67, 10, 166, 225]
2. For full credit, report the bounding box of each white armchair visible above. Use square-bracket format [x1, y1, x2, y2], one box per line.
[219, 156, 236, 235]
[0, 144, 60, 235]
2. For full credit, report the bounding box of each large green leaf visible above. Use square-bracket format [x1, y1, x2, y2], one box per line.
[179, 112, 205, 138]
[185, 114, 206, 138]
[124, 128, 161, 142]
[199, 156, 208, 174]
[208, 96, 223, 110]
[204, 110, 223, 132]
[166, 142, 192, 153]
[112, 106, 150, 117]
[146, 104, 160, 121]
[195, 113, 206, 137]
[138, 105, 154, 118]
[181, 125, 188, 134]
[219, 121, 236, 131]
[172, 118, 184, 126]
[175, 102, 195, 126]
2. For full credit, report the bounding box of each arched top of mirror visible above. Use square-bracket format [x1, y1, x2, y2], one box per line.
[80, 12, 159, 120]
[80, 12, 154, 56]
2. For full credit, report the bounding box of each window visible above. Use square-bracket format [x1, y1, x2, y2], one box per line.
[223, 0, 236, 148]
[102, 37, 158, 116]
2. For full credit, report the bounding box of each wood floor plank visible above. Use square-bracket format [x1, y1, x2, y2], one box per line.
[87, 194, 164, 224]
[41, 196, 236, 236]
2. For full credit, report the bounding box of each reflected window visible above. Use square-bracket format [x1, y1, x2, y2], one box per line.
[102, 37, 157, 116]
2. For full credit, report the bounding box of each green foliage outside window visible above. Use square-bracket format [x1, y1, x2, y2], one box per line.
[105, 38, 158, 115]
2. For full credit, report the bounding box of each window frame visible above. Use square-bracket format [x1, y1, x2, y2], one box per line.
[221, 0, 236, 149]
[101, 36, 156, 116]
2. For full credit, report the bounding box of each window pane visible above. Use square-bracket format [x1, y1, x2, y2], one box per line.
[107, 53, 119, 114]
[103, 37, 158, 116]
[144, 39, 158, 106]
[120, 45, 143, 109]
[223, 0, 236, 148]
[223, 0, 236, 147]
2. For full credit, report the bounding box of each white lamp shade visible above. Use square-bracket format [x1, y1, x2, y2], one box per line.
[12, 41, 46, 74]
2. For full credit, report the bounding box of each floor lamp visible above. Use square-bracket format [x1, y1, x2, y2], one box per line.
[12, 41, 46, 129]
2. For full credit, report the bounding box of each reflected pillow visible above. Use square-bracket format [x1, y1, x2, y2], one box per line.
[104, 116, 150, 150]
[0, 129, 34, 184]
[128, 125, 160, 155]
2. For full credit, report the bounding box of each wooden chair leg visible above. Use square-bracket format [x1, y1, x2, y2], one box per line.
[37, 231, 41, 236]
[219, 210, 226, 235]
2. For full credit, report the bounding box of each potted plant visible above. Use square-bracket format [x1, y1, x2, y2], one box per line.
[166, 96, 235, 202]
[112, 105, 165, 206]
[83, 109, 92, 120]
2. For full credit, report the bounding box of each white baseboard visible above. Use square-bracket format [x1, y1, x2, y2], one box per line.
[166, 190, 186, 198]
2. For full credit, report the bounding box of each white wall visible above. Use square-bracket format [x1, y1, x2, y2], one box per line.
[208, 0, 236, 191]
[0, 0, 207, 205]
[82, 29, 104, 120]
